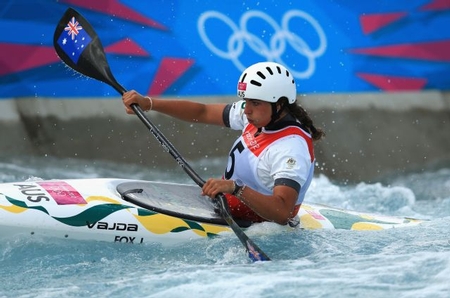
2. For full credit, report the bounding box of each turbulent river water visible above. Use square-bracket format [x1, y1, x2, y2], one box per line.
[1, 155, 449, 298]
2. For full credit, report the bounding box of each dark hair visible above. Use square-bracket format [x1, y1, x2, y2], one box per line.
[280, 98, 325, 141]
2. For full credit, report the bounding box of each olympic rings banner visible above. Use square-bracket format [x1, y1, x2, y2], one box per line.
[0, 0, 449, 98]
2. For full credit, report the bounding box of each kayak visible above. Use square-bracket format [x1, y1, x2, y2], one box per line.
[0, 178, 424, 245]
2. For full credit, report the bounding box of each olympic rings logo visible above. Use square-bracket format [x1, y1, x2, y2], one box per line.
[197, 10, 327, 79]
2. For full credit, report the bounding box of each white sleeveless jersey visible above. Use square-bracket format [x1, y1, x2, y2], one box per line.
[224, 100, 315, 205]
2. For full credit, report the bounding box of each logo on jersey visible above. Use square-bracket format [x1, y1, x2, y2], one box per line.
[286, 157, 297, 169]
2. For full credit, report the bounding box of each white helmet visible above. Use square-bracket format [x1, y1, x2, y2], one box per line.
[237, 62, 296, 104]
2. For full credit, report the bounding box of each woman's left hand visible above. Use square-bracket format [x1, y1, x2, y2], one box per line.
[201, 178, 234, 198]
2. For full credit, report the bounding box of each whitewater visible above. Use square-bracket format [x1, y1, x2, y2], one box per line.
[1, 155, 449, 298]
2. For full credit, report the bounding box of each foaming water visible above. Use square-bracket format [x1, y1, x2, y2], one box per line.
[1, 156, 449, 298]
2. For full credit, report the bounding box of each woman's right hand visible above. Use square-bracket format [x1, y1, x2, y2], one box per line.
[122, 90, 152, 114]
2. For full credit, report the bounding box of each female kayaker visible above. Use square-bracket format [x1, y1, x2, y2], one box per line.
[122, 62, 324, 226]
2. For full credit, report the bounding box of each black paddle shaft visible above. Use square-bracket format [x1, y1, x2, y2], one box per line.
[53, 8, 270, 262]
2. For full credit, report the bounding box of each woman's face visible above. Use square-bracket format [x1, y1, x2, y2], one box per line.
[243, 98, 273, 128]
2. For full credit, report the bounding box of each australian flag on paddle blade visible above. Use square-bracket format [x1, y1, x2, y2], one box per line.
[57, 16, 92, 64]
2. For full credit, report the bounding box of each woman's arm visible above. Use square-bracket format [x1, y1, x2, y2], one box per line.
[201, 178, 298, 225]
[122, 90, 227, 126]
[236, 184, 298, 225]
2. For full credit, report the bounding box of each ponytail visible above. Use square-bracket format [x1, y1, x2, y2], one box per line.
[285, 100, 325, 141]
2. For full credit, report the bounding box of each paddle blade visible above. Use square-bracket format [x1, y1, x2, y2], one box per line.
[53, 7, 125, 94]
[247, 239, 271, 262]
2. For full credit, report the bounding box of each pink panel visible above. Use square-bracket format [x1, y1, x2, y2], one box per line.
[148, 58, 195, 95]
[61, 0, 167, 30]
[357, 73, 427, 91]
[105, 39, 150, 56]
[360, 12, 407, 35]
[38, 181, 87, 205]
[349, 40, 450, 62]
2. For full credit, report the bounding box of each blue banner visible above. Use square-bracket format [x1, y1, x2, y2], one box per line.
[0, 0, 449, 98]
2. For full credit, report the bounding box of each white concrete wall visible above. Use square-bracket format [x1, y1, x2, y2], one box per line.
[1, 91, 449, 183]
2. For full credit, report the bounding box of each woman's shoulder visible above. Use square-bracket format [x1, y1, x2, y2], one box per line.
[227, 100, 248, 130]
